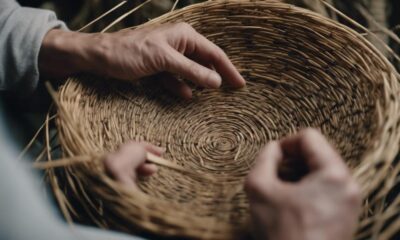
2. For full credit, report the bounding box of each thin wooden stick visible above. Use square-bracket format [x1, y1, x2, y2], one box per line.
[320, 0, 400, 62]
[171, 0, 180, 12]
[17, 114, 57, 161]
[33, 155, 97, 169]
[33, 151, 216, 181]
[356, 3, 400, 45]
[102, 0, 153, 33]
[146, 152, 186, 172]
[77, 1, 127, 32]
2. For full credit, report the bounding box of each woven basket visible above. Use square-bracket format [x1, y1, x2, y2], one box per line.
[47, 1, 400, 239]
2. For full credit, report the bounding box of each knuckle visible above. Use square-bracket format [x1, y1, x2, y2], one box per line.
[117, 142, 146, 159]
[143, 36, 160, 50]
[203, 70, 215, 83]
[244, 174, 272, 198]
[299, 128, 320, 140]
[176, 22, 193, 31]
[119, 141, 137, 151]
[298, 128, 322, 150]
[324, 168, 349, 184]
[188, 62, 201, 78]
[157, 47, 172, 68]
[212, 49, 224, 62]
[346, 182, 362, 204]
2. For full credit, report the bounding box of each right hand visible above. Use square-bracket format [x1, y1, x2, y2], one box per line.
[245, 128, 361, 240]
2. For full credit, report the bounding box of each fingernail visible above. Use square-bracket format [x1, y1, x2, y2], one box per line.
[207, 72, 222, 88]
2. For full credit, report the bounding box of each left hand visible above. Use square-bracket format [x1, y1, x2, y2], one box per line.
[103, 141, 164, 189]
[39, 23, 246, 99]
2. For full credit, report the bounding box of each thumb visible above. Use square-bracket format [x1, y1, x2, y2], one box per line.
[245, 141, 284, 199]
[125, 144, 148, 170]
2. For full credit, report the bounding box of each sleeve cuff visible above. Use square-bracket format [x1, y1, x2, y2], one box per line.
[0, 6, 68, 96]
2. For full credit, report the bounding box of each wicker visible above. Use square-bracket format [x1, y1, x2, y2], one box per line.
[45, 1, 400, 239]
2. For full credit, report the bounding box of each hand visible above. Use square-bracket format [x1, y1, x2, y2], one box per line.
[103, 141, 164, 189]
[39, 23, 245, 99]
[245, 128, 361, 240]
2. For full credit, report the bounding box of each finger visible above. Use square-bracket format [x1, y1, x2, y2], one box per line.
[137, 163, 158, 176]
[165, 48, 222, 88]
[104, 153, 138, 188]
[245, 141, 284, 198]
[140, 142, 165, 156]
[161, 73, 193, 99]
[280, 128, 345, 171]
[184, 30, 246, 88]
[252, 141, 284, 183]
[117, 142, 148, 168]
[190, 56, 214, 70]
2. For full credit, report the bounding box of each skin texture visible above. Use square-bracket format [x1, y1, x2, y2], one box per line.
[39, 23, 361, 239]
[245, 128, 361, 240]
[39, 22, 246, 99]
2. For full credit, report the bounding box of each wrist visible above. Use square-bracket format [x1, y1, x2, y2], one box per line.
[38, 29, 95, 79]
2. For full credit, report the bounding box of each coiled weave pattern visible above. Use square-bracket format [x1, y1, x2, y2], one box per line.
[51, 1, 400, 239]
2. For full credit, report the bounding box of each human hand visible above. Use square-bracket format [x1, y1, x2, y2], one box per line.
[39, 23, 245, 99]
[245, 128, 361, 240]
[103, 141, 164, 189]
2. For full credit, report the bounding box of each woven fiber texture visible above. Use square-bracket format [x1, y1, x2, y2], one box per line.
[48, 1, 400, 239]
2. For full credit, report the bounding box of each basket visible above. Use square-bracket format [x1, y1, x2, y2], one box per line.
[47, 1, 400, 239]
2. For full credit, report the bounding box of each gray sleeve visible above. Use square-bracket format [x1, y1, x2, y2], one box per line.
[0, 103, 146, 239]
[0, 0, 67, 97]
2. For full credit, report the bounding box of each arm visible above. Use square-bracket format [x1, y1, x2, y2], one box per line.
[38, 23, 246, 99]
[245, 129, 361, 240]
[1, 1, 245, 98]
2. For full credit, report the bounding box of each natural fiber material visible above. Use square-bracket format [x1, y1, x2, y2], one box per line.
[45, 1, 400, 239]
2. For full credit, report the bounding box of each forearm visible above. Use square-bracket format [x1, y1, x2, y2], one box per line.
[38, 29, 104, 79]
